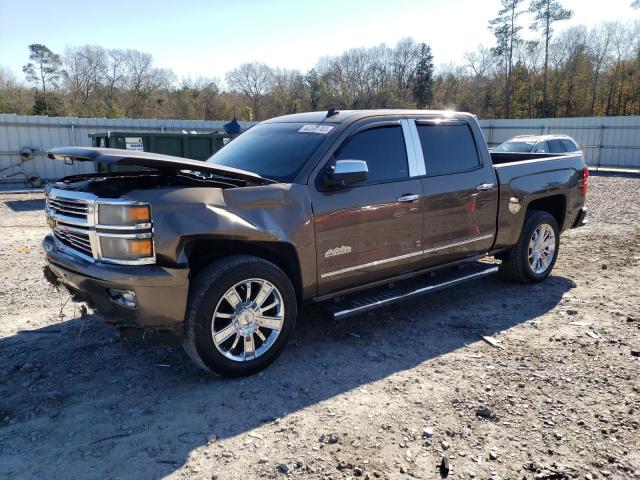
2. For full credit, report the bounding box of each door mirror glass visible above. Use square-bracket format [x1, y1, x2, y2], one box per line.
[324, 159, 368, 187]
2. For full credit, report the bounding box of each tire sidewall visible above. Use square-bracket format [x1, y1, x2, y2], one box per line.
[189, 258, 297, 377]
[521, 212, 560, 281]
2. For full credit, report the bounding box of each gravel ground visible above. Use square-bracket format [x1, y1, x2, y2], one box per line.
[0, 175, 638, 480]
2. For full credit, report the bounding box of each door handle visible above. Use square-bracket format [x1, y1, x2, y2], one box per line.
[476, 182, 495, 191]
[397, 194, 421, 203]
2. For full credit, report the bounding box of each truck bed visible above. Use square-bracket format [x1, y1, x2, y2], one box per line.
[490, 151, 569, 165]
[490, 152, 586, 252]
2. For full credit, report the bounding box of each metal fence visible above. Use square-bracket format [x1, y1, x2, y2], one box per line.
[0, 114, 256, 189]
[478, 115, 640, 169]
[2, 113, 639, 190]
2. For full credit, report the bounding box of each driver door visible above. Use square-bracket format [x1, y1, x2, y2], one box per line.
[311, 122, 424, 295]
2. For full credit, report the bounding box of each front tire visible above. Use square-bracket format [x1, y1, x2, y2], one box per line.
[183, 255, 297, 377]
[499, 210, 560, 283]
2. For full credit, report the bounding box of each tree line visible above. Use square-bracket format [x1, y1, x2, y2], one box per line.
[0, 3, 638, 120]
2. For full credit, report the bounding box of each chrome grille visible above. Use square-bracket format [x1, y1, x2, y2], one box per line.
[53, 223, 93, 256]
[45, 187, 155, 265]
[46, 196, 88, 220]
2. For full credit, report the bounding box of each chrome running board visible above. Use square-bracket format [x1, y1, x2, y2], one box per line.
[325, 261, 499, 320]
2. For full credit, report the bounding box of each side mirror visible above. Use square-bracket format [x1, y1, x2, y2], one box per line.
[324, 159, 368, 187]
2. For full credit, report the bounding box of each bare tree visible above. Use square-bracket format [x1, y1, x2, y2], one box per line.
[464, 45, 496, 79]
[391, 38, 421, 91]
[586, 23, 614, 115]
[606, 21, 635, 114]
[226, 62, 274, 120]
[62, 45, 106, 113]
[99, 49, 127, 115]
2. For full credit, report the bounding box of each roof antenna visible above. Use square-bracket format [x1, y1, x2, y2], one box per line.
[326, 107, 339, 117]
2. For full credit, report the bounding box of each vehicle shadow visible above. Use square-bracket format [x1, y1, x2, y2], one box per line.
[4, 198, 46, 212]
[0, 274, 574, 479]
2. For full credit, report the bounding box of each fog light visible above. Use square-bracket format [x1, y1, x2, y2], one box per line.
[108, 289, 137, 308]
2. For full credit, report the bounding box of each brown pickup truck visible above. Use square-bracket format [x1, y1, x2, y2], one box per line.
[42, 109, 588, 376]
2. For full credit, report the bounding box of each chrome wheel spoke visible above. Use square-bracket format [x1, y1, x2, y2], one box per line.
[259, 299, 279, 314]
[540, 254, 549, 270]
[244, 334, 256, 360]
[528, 223, 555, 274]
[254, 282, 273, 308]
[214, 323, 237, 345]
[211, 278, 285, 363]
[255, 328, 267, 342]
[257, 314, 284, 331]
[224, 289, 242, 309]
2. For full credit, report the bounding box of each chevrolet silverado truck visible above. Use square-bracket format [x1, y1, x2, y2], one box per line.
[42, 110, 588, 377]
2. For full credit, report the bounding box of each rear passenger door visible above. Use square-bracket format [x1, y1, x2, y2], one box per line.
[415, 120, 498, 266]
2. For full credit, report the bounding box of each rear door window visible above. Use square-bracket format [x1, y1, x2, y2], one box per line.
[416, 123, 480, 176]
[561, 139, 578, 152]
[548, 140, 565, 153]
[335, 126, 408, 184]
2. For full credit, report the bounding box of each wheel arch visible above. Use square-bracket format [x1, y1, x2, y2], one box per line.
[184, 238, 303, 304]
[525, 194, 566, 230]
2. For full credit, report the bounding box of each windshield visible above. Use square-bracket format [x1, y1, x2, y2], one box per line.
[493, 140, 535, 153]
[207, 123, 333, 182]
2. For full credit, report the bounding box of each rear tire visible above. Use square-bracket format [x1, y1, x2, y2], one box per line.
[183, 255, 297, 377]
[499, 210, 560, 284]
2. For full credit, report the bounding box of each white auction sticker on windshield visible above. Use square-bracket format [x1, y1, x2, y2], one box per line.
[298, 125, 334, 134]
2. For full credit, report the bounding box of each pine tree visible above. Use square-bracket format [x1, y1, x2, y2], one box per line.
[413, 43, 434, 109]
[22, 44, 62, 115]
[529, 0, 573, 117]
[489, 0, 525, 118]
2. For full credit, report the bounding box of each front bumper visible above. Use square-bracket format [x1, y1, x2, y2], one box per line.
[572, 207, 588, 228]
[42, 234, 189, 339]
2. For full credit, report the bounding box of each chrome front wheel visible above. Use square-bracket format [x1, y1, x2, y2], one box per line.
[528, 223, 556, 274]
[211, 278, 285, 362]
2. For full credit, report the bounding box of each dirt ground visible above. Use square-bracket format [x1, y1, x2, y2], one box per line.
[0, 174, 638, 480]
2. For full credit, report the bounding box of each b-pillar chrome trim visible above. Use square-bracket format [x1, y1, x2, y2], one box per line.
[401, 119, 427, 177]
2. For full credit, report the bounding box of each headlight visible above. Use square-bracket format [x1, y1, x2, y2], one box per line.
[99, 235, 154, 260]
[98, 204, 151, 226]
[95, 201, 154, 265]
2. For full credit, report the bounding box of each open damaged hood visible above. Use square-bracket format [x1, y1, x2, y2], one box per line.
[47, 147, 274, 185]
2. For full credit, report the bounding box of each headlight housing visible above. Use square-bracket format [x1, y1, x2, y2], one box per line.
[98, 204, 151, 226]
[95, 202, 154, 265]
[99, 235, 154, 261]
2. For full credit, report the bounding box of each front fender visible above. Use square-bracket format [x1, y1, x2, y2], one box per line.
[126, 183, 317, 297]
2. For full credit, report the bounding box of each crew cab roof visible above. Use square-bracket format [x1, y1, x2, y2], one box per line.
[263, 109, 476, 124]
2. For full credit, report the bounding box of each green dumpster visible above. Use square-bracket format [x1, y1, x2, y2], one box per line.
[89, 131, 238, 172]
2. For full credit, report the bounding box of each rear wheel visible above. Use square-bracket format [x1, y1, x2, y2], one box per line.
[499, 210, 560, 283]
[184, 255, 297, 377]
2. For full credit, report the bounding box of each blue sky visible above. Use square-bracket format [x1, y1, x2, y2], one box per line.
[1, 0, 637, 82]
